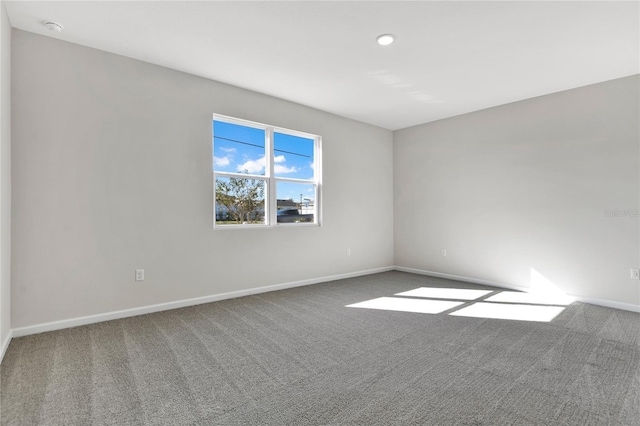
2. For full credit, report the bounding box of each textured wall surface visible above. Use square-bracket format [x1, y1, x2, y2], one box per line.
[394, 75, 639, 307]
[0, 1, 12, 351]
[11, 30, 394, 328]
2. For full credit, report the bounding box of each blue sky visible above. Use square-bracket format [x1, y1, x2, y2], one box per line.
[213, 120, 316, 202]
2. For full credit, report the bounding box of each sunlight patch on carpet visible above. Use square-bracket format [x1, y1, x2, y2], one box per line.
[485, 291, 574, 306]
[395, 287, 492, 300]
[449, 302, 565, 322]
[346, 297, 464, 314]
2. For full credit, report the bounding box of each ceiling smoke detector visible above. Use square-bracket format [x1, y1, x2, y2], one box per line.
[44, 21, 63, 32]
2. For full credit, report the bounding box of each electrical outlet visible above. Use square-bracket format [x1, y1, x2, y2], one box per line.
[441, 249, 447, 257]
[346, 248, 351, 256]
[135, 269, 145, 281]
[631, 269, 640, 280]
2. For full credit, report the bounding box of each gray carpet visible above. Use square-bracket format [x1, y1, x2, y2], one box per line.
[1, 271, 639, 425]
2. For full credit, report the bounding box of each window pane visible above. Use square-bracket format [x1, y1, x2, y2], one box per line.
[276, 181, 315, 223]
[213, 121, 266, 175]
[215, 176, 266, 225]
[273, 132, 314, 179]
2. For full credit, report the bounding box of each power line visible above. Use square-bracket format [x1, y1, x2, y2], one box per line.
[214, 136, 312, 159]
[275, 148, 312, 159]
[214, 136, 263, 150]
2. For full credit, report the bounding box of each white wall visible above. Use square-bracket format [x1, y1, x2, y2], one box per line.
[9, 28, 638, 334]
[0, 1, 11, 355]
[11, 30, 394, 329]
[394, 75, 640, 308]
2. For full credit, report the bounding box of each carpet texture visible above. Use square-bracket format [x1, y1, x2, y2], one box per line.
[1, 271, 639, 425]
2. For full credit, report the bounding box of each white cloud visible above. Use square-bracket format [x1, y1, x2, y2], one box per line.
[213, 156, 231, 167]
[236, 154, 298, 174]
[238, 156, 266, 174]
[220, 147, 237, 153]
[274, 164, 299, 174]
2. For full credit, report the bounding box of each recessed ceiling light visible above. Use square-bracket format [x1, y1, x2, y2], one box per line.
[376, 34, 395, 46]
[43, 21, 63, 32]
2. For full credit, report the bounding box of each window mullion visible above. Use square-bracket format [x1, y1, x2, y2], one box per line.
[215, 171, 266, 180]
[266, 127, 277, 225]
[273, 177, 315, 184]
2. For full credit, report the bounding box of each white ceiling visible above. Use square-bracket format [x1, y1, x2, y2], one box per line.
[5, 1, 639, 130]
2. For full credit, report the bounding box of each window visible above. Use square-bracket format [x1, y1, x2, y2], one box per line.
[213, 114, 321, 228]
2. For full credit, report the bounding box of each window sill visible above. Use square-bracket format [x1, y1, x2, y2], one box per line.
[213, 222, 321, 230]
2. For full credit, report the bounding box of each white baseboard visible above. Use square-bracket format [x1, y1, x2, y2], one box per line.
[394, 266, 530, 292]
[394, 266, 640, 313]
[8, 264, 639, 340]
[11, 266, 394, 338]
[1, 329, 12, 363]
[572, 296, 640, 313]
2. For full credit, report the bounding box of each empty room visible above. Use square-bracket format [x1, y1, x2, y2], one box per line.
[0, 1, 639, 425]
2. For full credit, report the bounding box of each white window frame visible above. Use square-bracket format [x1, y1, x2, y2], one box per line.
[213, 113, 322, 229]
